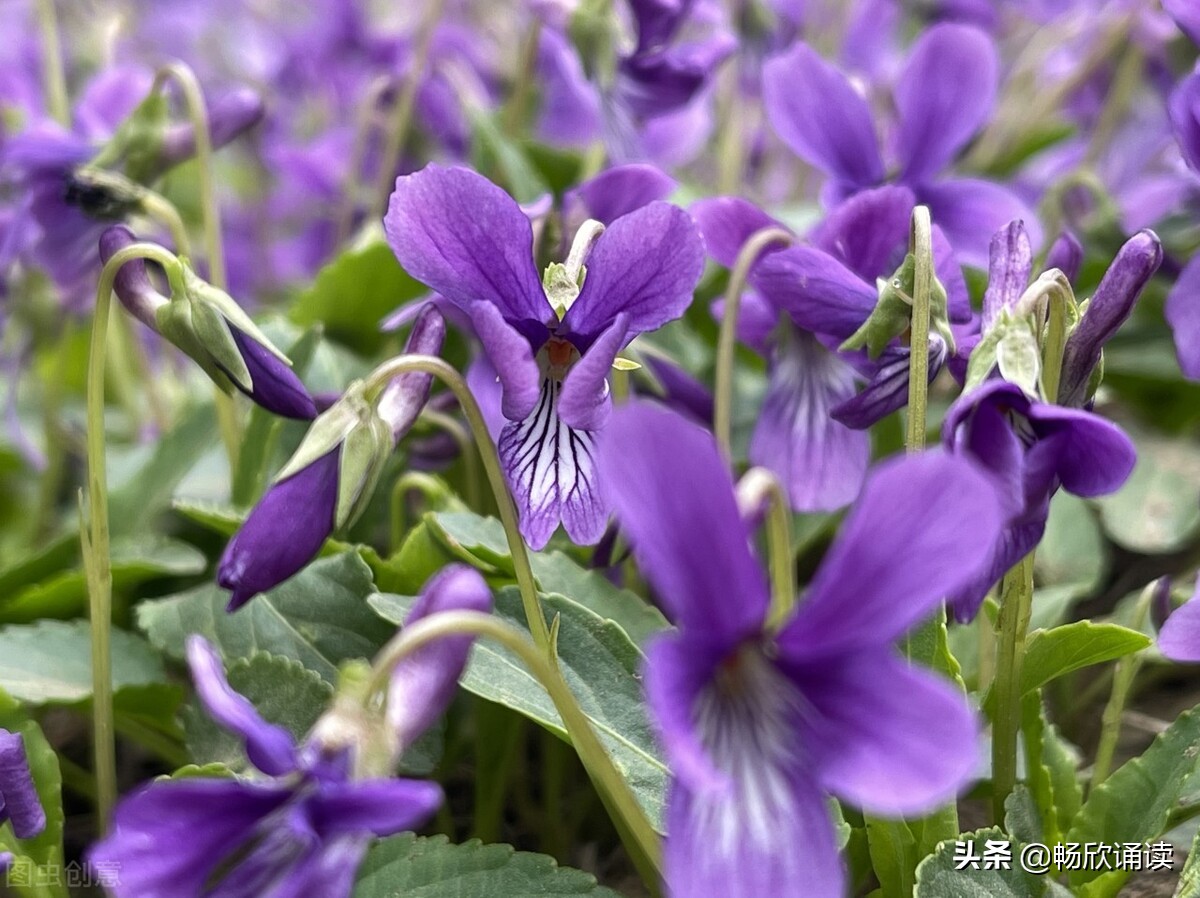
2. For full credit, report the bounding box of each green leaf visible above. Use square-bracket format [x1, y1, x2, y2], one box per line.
[137, 552, 393, 684]
[865, 816, 918, 898]
[914, 827, 1071, 897]
[1021, 692, 1082, 846]
[108, 402, 219, 534]
[1020, 621, 1149, 695]
[1035, 493, 1105, 590]
[0, 536, 206, 623]
[291, 231, 426, 354]
[470, 112, 551, 204]
[353, 834, 621, 897]
[1066, 704, 1200, 886]
[1004, 785, 1044, 845]
[424, 511, 668, 646]
[1175, 825, 1200, 897]
[0, 688, 65, 881]
[1096, 424, 1200, 553]
[370, 586, 667, 830]
[0, 619, 167, 705]
[184, 651, 333, 771]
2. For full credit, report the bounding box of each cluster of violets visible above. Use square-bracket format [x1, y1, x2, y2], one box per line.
[5, 0, 1200, 896]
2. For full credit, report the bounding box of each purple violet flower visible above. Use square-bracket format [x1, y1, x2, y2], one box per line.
[219, 305, 445, 609]
[87, 636, 444, 898]
[691, 185, 970, 510]
[385, 164, 705, 549]
[0, 728, 46, 841]
[1159, 580, 1200, 662]
[598, 402, 1004, 897]
[762, 23, 1037, 265]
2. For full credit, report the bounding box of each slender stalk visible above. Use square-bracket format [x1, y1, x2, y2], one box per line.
[363, 355, 551, 651]
[714, 226, 793, 458]
[138, 189, 192, 256]
[153, 62, 224, 287]
[1040, 282, 1071, 404]
[736, 467, 794, 629]
[389, 470, 452, 551]
[990, 553, 1035, 822]
[367, 609, 663, 883]
[34, 0, 69, 126]
[1091, 582, 1155, 787]
[421, 407, 481, 510]
[82, 242, 182, 834]
[906, 206, 933, 452]
[370, 0, 445, 221]
[336, 75, 398, 244]
[503, 20, 543, 137]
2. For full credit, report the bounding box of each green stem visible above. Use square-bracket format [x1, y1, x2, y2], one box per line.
[1091, 581, 1155, 787]
[370, 0, 445, 221]
[336, 75, 397, 245]
[153, 62, 224, 287]
[1040, 278, 1072, 404]
[82, 243, 182, 835]
[389, 470, 453, 552]
[367, 610, 663, 883]
[363, 355, 550, 651]
[737, 467, 794, 629]
[421, 407, 481, 510]
[34, 0, 69, 126]
[503, 20, 543, 137]
[714, 227, 793, 458]
[138, 188, 192, 256]
[990, 553, 1035, 822]
[906, 206, 933, 453]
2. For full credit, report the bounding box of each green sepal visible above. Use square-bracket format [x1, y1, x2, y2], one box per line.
[963, 309, 1040, 397]
[156, 298, 235, 393]
[335, 408, 392, 530]
[190, 294, 250, 388]
[274, 388, 370, 484]
[309, 659, 396, 779]
[179, 266, 292, 366]
[839, 254, 955, 359]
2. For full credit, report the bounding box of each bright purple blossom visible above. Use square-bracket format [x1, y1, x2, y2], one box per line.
[762, 23, 1036, 265]
[599, 402, 1003, 898]
[691, 185, 969, 510]
[0, 728, 45, 841]
[1158, 580, 1200, 662]
[385, 164, 704, 549]
[87, 636, 444, 898]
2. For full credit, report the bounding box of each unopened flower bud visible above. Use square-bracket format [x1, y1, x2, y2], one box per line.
[1058, 229, 1161, 408]
[0, 729, 46, 840]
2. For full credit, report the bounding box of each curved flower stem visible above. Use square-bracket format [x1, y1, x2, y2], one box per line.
[364, 355, 550, 651]
[35, 0, 69, 126]
[990, 552, 1035, 823]
[906, 206, 933, 453]
[153, 62, 223, 287]
[389, 471, 453, 552]
[83, 243, 183, 834]
[421, 407, 482, 510]
[153, 61, 242, 470]
[1091, 581, 1155, 788]
[367, 609, 663, 886]
[736, 467, 794, 629]
[370, 0, 445, 221]
[714, 226, 793, 459]
[138, 189, 192, 257]
[337, 75, 398, 245]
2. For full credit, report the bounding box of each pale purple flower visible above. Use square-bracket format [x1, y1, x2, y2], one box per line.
[385, 164, 704, 549]
[87, 635, 446, 898]
[762, 22, 1037, 265]
[599, 402, 1003, 898]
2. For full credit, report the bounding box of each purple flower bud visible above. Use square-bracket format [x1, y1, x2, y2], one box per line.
[99, 225, 318, 420]
[981, 220, 1032, 330]
[155, 87, 265, 175]
[1059, 229, 1162, 407]
[1045, 231, 1083, 283]
[376, 304, 446, 439]
[218, 448, 339, 611]
[388, 566, 492, 749]
[0, 729, 46, 840]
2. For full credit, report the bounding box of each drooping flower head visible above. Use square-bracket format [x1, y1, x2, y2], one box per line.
[218, 305, 445, 609]
[385, 164, 704, 549]
[599, 402, 1004, 897]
